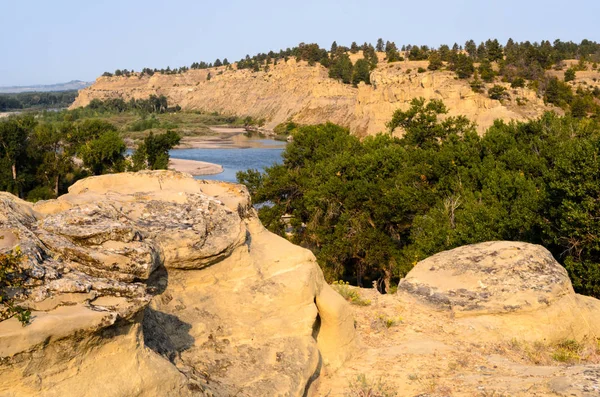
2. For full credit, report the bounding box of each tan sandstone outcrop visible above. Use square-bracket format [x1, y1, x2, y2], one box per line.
[71, 58, 552, 136]
[318, 241, 600, 397]
[0, 171, 356, 396]
[398, 241, 600, 342]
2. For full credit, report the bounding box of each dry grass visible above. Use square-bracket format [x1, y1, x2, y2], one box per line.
[345, 374, 396, 397]
[495, 337, 600, 365]
[371, 313, 402, 331]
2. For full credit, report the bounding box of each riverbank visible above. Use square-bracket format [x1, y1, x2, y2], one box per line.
[177, 127, 285, 149]
[168, 158, 223, 176]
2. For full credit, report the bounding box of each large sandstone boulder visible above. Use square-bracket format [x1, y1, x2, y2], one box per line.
[0, 171, 356, 396]
[399, 241, 600, 342]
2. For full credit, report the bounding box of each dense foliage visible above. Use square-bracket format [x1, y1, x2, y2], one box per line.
[0, 103, 180, 200]
[130, 130, 181, 171]
[238, 99, 600, 298]
[0, 249, 31, 324]
[0, 90, 78, 111]
[86, 95, 176, 114]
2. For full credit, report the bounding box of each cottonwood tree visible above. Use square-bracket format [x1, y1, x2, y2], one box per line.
[0, 115, 36, 196]
[131, 131, 181, 171]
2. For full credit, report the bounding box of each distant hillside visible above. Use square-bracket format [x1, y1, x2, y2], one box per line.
[72, 38, 600, 135]
[0, 80, 92, 94]
[72, 57, 552, 136]
[0, 90, 80, 111]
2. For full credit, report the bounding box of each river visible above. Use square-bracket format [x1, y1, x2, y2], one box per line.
[169, 138, 286, 183]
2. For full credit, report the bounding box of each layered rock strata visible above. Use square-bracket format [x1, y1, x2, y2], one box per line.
[0, 171, 355, 396]
[71, 59, 551, 136]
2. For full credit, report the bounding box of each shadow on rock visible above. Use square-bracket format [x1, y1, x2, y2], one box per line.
[143, 307, 195, 363]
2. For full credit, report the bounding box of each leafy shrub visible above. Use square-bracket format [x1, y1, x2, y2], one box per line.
[0, 248, 31, 325]
[564, 68, 576, 82]
[374, 313, 402, 329]
[511, 77, 526, 88]
[26, 186, 55, 202]
[470, 75, 484, 93]
[129, 116, 160, 132]
[427, 52, 443, 71]
[515, 97, 529, 106]
[544, 77, 573, 108]
[332, 281, 371, 306]
[488, 85, 509, 100]
[552, 339, 582, 363]
[273, 120, 298, 136]
[417, 67, 426, 73]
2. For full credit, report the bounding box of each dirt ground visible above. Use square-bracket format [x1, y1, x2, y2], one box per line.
[316, 288, 600, 397]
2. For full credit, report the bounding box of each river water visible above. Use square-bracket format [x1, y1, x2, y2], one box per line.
[169, 138, 285, 183]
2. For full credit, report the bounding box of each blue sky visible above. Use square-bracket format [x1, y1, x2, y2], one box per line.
[1, 0, 598, 86]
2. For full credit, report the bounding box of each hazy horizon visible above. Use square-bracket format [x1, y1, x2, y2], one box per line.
[1, 0, 599, 86]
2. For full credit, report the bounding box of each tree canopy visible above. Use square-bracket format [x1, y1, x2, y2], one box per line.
[238, 100, 600, 298]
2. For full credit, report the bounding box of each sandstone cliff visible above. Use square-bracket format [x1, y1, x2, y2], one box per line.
[0, 171, 355, 396]
[71, 58, 551, 136]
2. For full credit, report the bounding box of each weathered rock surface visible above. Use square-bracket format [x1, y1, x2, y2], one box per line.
[4, 173, 600, 396]
[71, 57, 554, 136]
[397, 241, 600, 343]
[318, 242, 600, 396]
[0, 171, 356, 396]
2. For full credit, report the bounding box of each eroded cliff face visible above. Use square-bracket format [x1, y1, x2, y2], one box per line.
[71, 59, 551, 136]
[0, 171, 356, 396]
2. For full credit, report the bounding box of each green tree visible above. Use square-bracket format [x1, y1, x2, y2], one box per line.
[465, 40, 477, 58]
[239, 100, 600, 297]
[450, 54, 475, 79]
[478, 58, 496, 82]
[476, 42, 487, 60]
[329, 52, 353, 84]
[0, 115, 36, 196]
[79, 130, 126, 175]
[488, 85, 509, 100]
[352, 59, 371, 86]
[385, 41, 402, 63]
[387, 98, 475, 148]
[362, 45, 378, 69]
[376, 38, 384, 52]
[427, 51, 443, 70]
[32, 122, 74, 196]
[564, 68, 576, 82]
[438, 44, 451, 61]
[544, 77, 574, 108]
[470, 71, 484, 93]
[131, 131, 181, 170]
[485, 39, 504, 62]
[330, 41, 338, 54]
